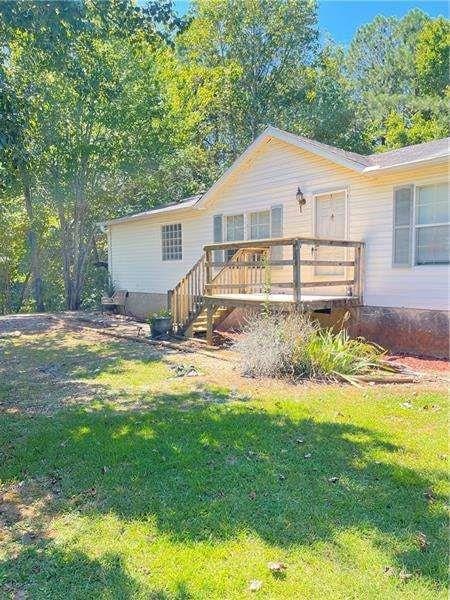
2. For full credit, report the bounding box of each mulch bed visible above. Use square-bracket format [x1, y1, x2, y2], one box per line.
[386, 354, 449, 374]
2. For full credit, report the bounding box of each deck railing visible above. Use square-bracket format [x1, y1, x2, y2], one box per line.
[203, 236, 364, 303]
[169, 236, 364, 333]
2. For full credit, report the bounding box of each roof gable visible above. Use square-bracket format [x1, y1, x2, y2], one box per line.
[107, 127, 449, 225]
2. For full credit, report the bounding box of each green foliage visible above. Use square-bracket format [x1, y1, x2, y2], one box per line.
[346, 8, 449, 149]
[294, 327, 386, 379]
[416, 17, 450, 96]
[148, 308, 172, 324]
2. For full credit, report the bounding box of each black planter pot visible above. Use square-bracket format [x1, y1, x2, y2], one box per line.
[150, 317, 172, 338]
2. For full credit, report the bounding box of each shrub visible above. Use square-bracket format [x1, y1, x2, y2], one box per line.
[233, 310, 316, 378]
[233, 310, 386, 380]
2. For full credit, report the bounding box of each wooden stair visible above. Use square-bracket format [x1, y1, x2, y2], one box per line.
[168, 248, 255, 337]
[185, 306, 233, 337]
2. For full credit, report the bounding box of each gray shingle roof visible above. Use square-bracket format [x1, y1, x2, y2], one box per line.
[367, 137, 450, 168]
[106, 194, 203, 225]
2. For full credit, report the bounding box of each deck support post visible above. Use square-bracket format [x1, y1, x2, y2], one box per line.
[206, 301, 214, 345]
[205, 249, 212, 286]
[293, 240, 301, 305]
[354, 244, 364, 304]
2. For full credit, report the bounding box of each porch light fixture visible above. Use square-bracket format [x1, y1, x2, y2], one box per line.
[296, 186, 306, 212]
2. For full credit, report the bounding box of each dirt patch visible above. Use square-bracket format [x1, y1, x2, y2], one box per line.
[0, 313, 66, 336]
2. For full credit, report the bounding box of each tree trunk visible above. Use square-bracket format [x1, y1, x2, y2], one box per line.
[23, 177, 45, 312]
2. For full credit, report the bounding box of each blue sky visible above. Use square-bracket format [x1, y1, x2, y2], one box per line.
[173, 0, 448, 45]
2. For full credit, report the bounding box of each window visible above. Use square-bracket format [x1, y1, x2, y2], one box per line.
[250, 210, 270, 239]
[162, 223, 182, 261]
[393, 186, 413, 266]
[226, 214, 244, 242]
[225, 214, 244, 260]
[393, 183, 449, 267]
[415, 183, 449, 265]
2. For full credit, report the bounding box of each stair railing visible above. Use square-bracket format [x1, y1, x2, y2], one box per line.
[169, 255, 206, 332]
[169, 248, 262, 332]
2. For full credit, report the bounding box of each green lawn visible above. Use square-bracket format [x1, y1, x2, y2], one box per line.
[0, 322, 448, 599]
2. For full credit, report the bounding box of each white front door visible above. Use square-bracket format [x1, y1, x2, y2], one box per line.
[314, 191, 346, 276]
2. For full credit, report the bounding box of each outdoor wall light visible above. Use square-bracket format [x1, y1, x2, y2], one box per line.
[296, 186, 306, 212]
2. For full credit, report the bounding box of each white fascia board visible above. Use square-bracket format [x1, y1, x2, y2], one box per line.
[106, 199, 198, 226]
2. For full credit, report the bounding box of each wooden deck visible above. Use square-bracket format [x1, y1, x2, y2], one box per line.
[168, 236, 365, 343]
[203, 292, 360, 311]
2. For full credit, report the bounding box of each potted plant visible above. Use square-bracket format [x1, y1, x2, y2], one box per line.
[148, 309, 172, 338]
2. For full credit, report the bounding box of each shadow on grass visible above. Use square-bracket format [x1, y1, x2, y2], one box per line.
[1, 394, 447, 596]
[0, 329, 170, 413]
[2, 545, 191, 599]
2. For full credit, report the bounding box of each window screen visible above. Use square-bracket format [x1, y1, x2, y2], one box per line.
[393, 186, 413, 266]
[415, 183, 449, 265]
[250, 210, 270, 239]
[162, 223, 182, 261]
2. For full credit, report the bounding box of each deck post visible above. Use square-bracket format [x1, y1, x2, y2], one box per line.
[354, 244, 363, 303]
[206, 301, 214, 345]
[205, 249, 212, 285]
[293, 239, 301, 304]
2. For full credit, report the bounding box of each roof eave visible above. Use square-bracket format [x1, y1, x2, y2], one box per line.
[363, 154, 449, 174]
[106, 200, 198, 226]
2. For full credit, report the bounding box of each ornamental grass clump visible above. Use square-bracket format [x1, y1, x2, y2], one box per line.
[233, 311, 316, 378]
[293, 327, 386, 380]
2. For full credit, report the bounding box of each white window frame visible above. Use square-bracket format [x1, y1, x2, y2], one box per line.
[225, 213, 245, 242]
[224, 213, 245, 260]
[393, 180, 449, 268]
[414, 182, 449, 266]
[249, 209, 271, 240]
[161, 222, 182, 262]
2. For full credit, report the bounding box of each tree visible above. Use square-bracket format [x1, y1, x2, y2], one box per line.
[416, 17, 450, 96]
[176, 0, 319, 165]
[0, 0, 180, 310]
[346, 9, 449, 150]
[293, 43, 370, 152]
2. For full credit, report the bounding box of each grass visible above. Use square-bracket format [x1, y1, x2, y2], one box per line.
[0, 320, 448, 599]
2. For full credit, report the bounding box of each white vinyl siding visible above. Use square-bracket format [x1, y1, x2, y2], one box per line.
[109, 137, 449, 310]
[161, 223, 182, 261]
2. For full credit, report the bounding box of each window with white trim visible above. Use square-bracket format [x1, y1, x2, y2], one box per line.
[249, 210, 270, 239]
[226, 214, 244, 242]
[415, 183, 449, 265]
[161, 223, 182, 261]
[393, 182, 449, 266]
[225, 214, 244, 260]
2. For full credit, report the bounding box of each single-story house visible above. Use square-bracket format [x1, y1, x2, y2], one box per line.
[106, 126, 449, 357]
